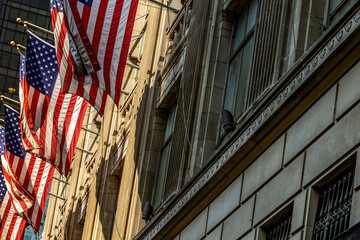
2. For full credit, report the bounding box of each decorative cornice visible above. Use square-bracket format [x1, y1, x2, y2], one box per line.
[140, 8, 360, 240]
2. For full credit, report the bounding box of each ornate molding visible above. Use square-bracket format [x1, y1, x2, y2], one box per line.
[141, 8, 360, 240]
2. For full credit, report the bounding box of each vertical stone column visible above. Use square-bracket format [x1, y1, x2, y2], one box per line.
[111, 2, 165, 239]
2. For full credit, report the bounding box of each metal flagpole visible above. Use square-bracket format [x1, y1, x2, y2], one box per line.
[148, 0, 179, 12]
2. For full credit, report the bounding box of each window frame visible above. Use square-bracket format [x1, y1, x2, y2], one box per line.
[152, 105, 177, 210]
[324, 0, 355, 27]
[312, 166, 355, 240]
[223, 0, 259, 123]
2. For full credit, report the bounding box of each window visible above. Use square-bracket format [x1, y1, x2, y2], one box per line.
[265, 214, 292, 240]
[313, 167, 354, 240]
[326, 0, 354, 25]
[264, 213, 291, 240]
[224, 0, 258, 120]
[153, 105, 177, 209]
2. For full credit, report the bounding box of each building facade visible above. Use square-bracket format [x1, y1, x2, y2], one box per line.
[43, 0, 360, 239]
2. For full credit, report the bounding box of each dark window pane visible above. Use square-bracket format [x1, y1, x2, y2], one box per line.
[18, 9, 28, 21]
[224, 52, 241, 112]
[9, 54, 19, 71]
[0, 51, 10, 68]
[36, 14, 46, 28]
[234, 37, 254, 118]
[164, 106, 176, 141]
[153, 144, 171, 208]
[14, 31, 23, 45]
[246, 0, 258, 34]
[0, 75, 5, 89]
[27, 12, 36, 23]
[233, 7, 248, 52]
[330, 0, 343, 13]
[4, 29, 15, 44]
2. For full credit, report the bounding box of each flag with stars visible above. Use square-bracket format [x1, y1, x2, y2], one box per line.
[51, 0, 107, 115]
[0, 164, 27, 240]
[0, 124, 34, 214]
[21, 31, 88, 177]
[19, 53, 42, 155]
[51, 0, 139, 115]
[4, 106, 55, 233]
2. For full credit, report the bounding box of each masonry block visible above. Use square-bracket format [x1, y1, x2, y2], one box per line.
[284, 86, 336, 164]
[207, 176, 242, 232]
[204, 224, 222, 240]
[180, 208, 208, 240]
[254, 155, 303, 225]
[291, 189, 307, 234]
[241, 229, 256, 240]
[242, 135, 285, 201]
[290, 230, 303, 240]
[336, 62, 360, 118]
[222, 196, 255, 240]
[303, 103, 360, 186]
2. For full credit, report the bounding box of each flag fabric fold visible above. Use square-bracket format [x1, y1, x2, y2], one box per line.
[51, 0, 107, 115]
[4, 106, 55, 233]
[0, 166, 27, 240]
[20, 32, 88, 176]
[0, 125, 34, 214]
[51, 0, 139, 115]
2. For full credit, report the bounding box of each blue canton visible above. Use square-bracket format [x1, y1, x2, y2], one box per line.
[0, 166, 7, 204]
[4, 106, 26, 159]
[20, 54, 26, 82]
[51, 0, 64, 12]
[26, 32, 58, 97]
[78, 0, 93, 8]
[0, 126, 5, 155]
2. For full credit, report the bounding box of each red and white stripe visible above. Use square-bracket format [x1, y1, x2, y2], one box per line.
[7, 152, 54, 232]
[1, 150, 54, 232]
[0, 193, 27, 240]
[20, 162, 54, 232]
[52, 2, 107, 115]
[77, 0, 139, 103]
[19, 76, 42, 155]
[52, 0, 138, 114]
[0, 153, 34, 213]
[20, 46, 88, 176]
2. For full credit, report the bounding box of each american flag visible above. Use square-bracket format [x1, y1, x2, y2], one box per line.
[4, 106, 55, 232]
[20, 32, 88, 176]
[51, 0, 139, 115]
[19, 52, 42, 155]
[0, 165, 27, 240]
[63, 0, 101, 76]
[51, 0, 107, 115]
[0, 123, 34, 214]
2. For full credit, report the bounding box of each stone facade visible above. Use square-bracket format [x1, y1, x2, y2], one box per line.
[42, 0, 360, 240]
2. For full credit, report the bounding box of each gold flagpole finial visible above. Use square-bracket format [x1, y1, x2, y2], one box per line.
[9, 41, 26, 54]
[16, 18, 22, 24]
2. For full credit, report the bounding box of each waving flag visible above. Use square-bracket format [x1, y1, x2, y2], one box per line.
[20, 32, 88, 176]
[0, 125, 34, 213]
[51, 0, 139, 115]
[4, 106, 55, 232]
[0, 166, 27, 240]
[51, 0, 107, 114]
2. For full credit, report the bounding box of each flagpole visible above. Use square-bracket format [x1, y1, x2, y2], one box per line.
[16, 18, 54, 36]
[148, 0, 179, 12]
[0, 95, 20, 105]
